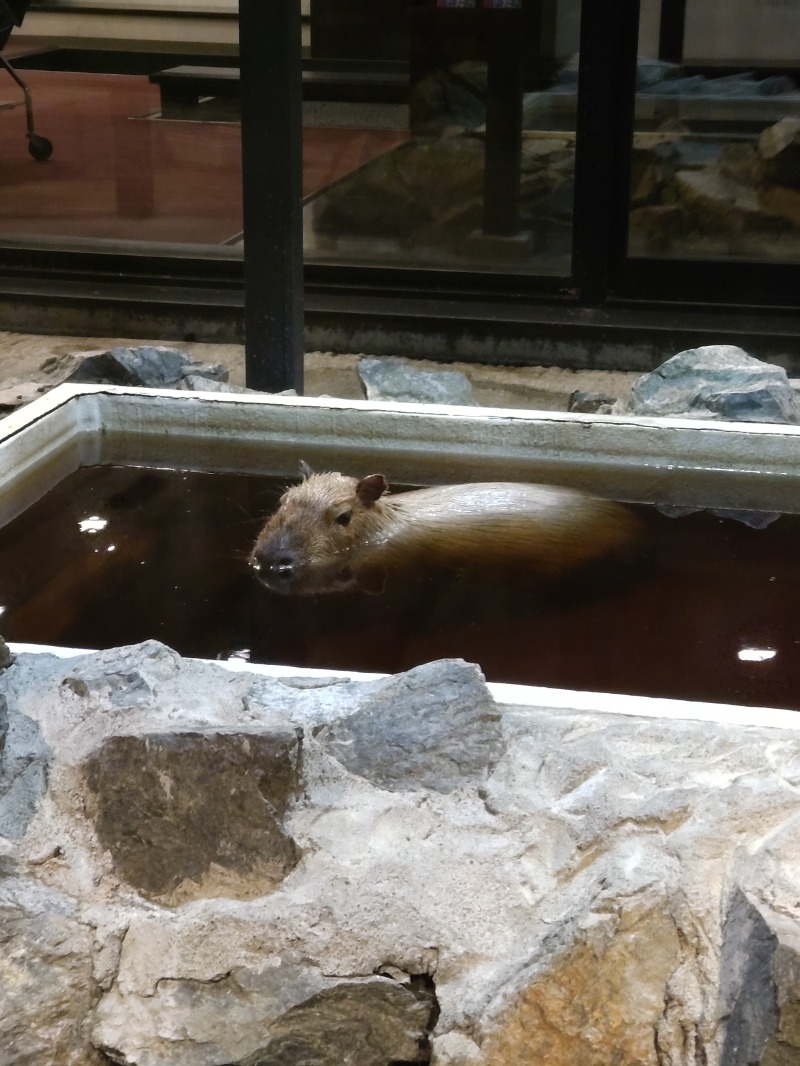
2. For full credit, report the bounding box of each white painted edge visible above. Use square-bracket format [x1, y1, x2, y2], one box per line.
[8, 642, 800, 733]
[0, 383, 90, 439]
[8, 380, 800, 437]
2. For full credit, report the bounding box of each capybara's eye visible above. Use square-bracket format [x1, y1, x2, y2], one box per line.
[334, 510, 352, 527]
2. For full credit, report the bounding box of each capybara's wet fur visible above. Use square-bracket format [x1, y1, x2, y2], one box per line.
[250, 468, 644, 596]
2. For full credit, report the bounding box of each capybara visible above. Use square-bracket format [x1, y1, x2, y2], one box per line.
[250, 468, 642, 595]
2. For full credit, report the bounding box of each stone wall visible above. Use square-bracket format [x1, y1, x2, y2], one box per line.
[3, 641, 800, 1065]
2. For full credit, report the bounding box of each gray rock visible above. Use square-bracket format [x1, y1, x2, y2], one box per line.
[178, 374, 252, 393]
[359, 356, 477, 406]
[638, 69, 799, 99]
[719, 889, 800, 1065]
[0, 690, 51, 840]
[320, 658, 502, 793]
[83, 728, 302, 901]
[715, 507, 779, 529]
[62, 345, 229, 389]
[757, 75, 798, 96]
[629, 344, 800, 423]
[0, 878, 104, 1066]
[0, 635, 13, 670]
[239, 979, 433, 1066]
[635, 57, 682, 89]
[640, 74, 707, 95]
[567, 389, 617, 414]
[94, 949, 340, 1066]
[705, 383, 800, 423]
[706, 72, 796, 97]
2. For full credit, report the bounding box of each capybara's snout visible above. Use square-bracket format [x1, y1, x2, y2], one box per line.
[250, 534, 303, 592]
[250, 530, 358, 596]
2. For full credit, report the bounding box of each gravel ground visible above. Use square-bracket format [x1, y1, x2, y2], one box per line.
[0, 331, 638, 415]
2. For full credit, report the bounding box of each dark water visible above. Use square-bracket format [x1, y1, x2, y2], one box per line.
[0, 465, 798, 710]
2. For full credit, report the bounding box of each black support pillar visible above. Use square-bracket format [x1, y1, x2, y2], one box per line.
[239, 0, 304, 392]
[483, 7, 525, 237]
[571, 0, 641, 305]
[658, 0, 687, 64]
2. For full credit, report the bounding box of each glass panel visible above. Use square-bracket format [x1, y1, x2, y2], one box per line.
[630, 0, 800, 262]
[0, 1, 585, 278]
[302, 0, 580, 275]
[0, 11, 243, 250]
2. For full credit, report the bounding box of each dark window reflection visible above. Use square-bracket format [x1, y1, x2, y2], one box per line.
[304, 0, 578, 274]
[629, 0, 800, 263]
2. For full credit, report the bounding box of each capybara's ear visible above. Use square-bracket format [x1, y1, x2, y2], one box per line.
[299, 460, 314, 479]
[356, 474, 388, 506]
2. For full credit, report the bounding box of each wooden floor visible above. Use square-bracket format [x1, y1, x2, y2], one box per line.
[0, 66, 409, 246]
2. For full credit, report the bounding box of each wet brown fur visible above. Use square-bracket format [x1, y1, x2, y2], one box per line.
[250, 469, 643, 595]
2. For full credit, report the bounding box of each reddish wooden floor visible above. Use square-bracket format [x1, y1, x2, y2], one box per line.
[0, 68, 408, 245]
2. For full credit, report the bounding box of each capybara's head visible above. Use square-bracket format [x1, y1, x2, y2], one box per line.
[250, 469, 389, 595]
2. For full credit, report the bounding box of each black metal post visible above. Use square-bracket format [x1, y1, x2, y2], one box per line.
[658, 0, 687, 64]
[482, 7, 525, 236]
[571, 0, 641, 305]
[239, 0, 304, 392]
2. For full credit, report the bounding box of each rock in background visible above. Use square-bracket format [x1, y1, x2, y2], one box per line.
[0, 343, 278, 416]
[625, 344, 800, 423]
[61, 345, 230, 390]
[314, 69, 800, 264]
[3, 641, 800, 1065]
[358, 356, 477, 406]
[310, 131, 576, 262]
[629, 112, 800, 259]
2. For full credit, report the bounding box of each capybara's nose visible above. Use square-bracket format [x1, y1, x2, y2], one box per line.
[251, 545, 298, 588]
[269, 553, 296, 580]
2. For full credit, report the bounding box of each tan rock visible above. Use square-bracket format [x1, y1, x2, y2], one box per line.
[675, 168, 765, 230]
[628, 203, 687, 253]
[481, 903, 682, 1066]
[720, 141, 763, 187]
[761, 184, 800, 228]
[759, 117, 800, 190]
[759, 116, 800, 161]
